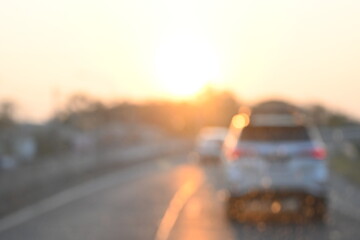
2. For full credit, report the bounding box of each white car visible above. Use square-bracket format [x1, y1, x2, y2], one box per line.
[195, 127, 228, 164]
[222, 113, 329, 222]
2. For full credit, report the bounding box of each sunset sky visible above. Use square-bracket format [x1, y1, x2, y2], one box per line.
[1, 0, 360, 121]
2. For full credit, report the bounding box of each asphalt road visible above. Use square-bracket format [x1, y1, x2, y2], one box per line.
[0, 153, 360, 240]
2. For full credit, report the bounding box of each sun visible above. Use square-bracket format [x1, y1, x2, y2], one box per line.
[154, 33, 221, 98]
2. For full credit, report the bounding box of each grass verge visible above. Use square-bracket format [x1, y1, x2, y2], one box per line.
[330, 154, 360, 186]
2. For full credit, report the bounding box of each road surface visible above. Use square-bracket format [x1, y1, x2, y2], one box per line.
[0, 153, 360, 240]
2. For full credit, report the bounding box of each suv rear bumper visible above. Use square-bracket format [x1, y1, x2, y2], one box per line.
[227, 189, 327, 222]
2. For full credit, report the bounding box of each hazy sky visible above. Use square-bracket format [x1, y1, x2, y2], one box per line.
[1, 0, 360, 121]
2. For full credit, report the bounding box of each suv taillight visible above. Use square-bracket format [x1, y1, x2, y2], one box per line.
[309, 147, 327, 160]
[227, 147, 255, 161]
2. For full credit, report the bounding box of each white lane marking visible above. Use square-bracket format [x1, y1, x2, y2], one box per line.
[155, 179, 203, 240]
[0, 159, 183, 233]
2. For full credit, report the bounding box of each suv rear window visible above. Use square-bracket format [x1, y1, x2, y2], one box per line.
[239, 126, 310, 141]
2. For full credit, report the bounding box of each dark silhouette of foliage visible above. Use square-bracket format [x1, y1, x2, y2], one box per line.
[0, 101, 16, 128]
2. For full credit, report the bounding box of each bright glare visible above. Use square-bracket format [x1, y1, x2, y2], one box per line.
[232, 113, 250, 129]
[154, 33, 221, 98]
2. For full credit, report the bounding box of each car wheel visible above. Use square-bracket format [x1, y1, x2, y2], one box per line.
[226, 195, 244, 221]
[312, 198, 328, 222]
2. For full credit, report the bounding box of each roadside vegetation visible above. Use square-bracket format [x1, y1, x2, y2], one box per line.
[1, 88, 360, 169]
[330, 143, 360, 185]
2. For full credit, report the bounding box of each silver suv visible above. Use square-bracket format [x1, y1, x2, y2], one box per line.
[222, 113, 329, 222]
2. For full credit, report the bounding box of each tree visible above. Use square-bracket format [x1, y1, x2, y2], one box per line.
[195, 87, 240, 127]
[0, 101, 16, 128]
